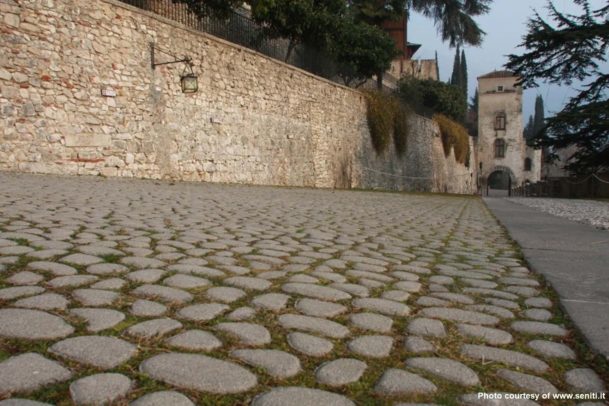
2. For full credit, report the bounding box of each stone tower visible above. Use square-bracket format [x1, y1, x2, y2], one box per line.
[477, 71, 541, 194]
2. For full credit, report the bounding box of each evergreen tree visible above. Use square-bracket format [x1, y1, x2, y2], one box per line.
[533, 95, 545, 137]
[460, 48, 468, 102]
[469, 88, 479, 112]
[450, 45, 461, 87]
[524, 114, 534, 140]
[506, 0, 609, 173]
[434, 51, 440, 81]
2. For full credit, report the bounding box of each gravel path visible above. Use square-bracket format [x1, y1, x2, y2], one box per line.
[507, 198, 609, 230]
[0, 173, 606, 404]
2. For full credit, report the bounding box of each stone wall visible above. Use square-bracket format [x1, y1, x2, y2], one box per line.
[0, 0, 474, 193]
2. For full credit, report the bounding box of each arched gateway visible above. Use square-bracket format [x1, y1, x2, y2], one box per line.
[486, 166, 516, 196]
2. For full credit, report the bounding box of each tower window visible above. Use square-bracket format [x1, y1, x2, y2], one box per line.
[524, 157, 532, 171]
[494, 139, 506, 158]
[495, 113, 506, 130]
[497, 85, 504, 92]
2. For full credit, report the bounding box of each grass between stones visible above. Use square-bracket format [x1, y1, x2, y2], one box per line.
[2, 196, 606, 405]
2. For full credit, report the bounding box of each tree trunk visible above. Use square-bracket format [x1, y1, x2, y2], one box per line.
[285, 39, 296, 62]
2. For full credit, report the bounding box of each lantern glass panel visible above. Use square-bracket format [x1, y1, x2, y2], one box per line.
[181, 75, 198, 93]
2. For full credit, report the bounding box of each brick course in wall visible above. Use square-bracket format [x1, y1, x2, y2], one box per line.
[0, 0, 475, 193]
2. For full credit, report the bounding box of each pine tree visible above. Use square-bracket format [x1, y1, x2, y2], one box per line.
[467, 88, 479, 137]
[524, 115, 534, 140]
[506, 1, 608, 173]
[533, 95, 545, 137]
[469, 88, 479, 113]
[460, 48, 468, 103]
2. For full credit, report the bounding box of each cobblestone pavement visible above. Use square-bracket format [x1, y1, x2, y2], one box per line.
[0, 173, 607, 405]
[507, 198, 609, 230]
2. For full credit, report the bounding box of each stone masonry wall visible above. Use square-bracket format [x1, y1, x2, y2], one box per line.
[0, 0, 474, 193]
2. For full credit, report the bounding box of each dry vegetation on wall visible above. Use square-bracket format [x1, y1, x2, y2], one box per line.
[393, 102, 411, 157]
[433, 113, 470, 165]
[363, 90, 410, 156]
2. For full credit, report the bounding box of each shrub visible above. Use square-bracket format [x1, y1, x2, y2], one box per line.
[433, 113, 470, 165]
[363, 90, 411, 156]
[393, 102, 411, 157]
[398, 77, 467, 123]
[363, 90, 394, 154]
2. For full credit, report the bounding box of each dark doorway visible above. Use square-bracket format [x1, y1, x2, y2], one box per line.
[488, 170, 510, 190]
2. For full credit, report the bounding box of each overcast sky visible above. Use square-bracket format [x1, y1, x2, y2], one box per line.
[408, 0, 607, 121]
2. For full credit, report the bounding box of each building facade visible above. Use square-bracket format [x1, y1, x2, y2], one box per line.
[476, 71, 541, 193]
[380, 13, 439, 86]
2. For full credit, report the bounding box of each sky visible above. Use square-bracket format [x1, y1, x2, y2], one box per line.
[408, 0, 607, 121]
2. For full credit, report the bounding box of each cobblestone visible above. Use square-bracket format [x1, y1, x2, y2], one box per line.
[461, 344, 549, 373]
[315, 359, 367, 386]
[69, 373, 131, 405]
[70, 308, 125, 332]
[527, 340, 576, 360]
[348, 335, 393, 358]
[405, 357, 479, 386]
[496, 369, 558, 394]
[287, 332, 333, 357]
[0, 174, 593, 404]
[279, 314, 349, 338]
[131, 391, 195, 406]
[140, 353, 257, 394]
[252, 387, 354, 406]
[231, 349, 301, 378]
[295, 299, 347, 318]
[126, 318, 183, 338]
[407, 318, 446, 338]
[0, 308, 74, 339]
[49, 336, 137, 369]
[0, 353, 72, 395]
[564, 368, 607, 393]
[374, 369, 437, 395]
[166, 330, 222, 351]
[215, 322, 271, 346]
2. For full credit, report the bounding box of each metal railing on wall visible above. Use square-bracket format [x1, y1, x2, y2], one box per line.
[116, 0, 340, 83]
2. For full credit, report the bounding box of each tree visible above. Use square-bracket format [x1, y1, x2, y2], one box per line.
[450, 45, 461, 87]
[449, 46, 468, 105]
[351, 0, 494, 47]
[171, 0, 243, 19]
[506, 0, 609, 174]
[460, 48, 468, 101]
[349, 0, 407, 25]
[408, 0, 493, 47]
[469, 87, 479, 112]
[249, 0, 345, 61]
[524, 114, 534, 140]
[175, 0, 494, 87]
[331, 20, 398, 86]
[533, 95, 545, 137]
[398, 77, 467, 122]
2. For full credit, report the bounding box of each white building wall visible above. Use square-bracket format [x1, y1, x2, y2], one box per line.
[477, 73, 541, 188]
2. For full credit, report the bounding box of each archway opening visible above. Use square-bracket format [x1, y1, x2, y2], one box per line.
[488, 170, 510, 190]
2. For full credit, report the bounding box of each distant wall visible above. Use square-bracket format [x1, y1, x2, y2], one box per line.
[0, 0, 474, 193]
[392, 59, 439, 82]
[477, 75, 540, 187]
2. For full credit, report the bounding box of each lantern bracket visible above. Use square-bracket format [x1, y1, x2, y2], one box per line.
[150, 43, 192, 70]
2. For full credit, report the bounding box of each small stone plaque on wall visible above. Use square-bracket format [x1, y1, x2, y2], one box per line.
[101, 87, 117, 97]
